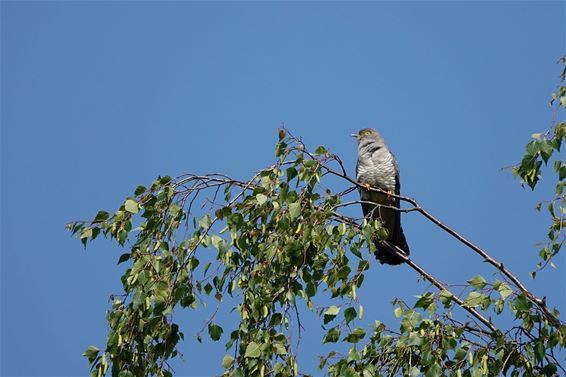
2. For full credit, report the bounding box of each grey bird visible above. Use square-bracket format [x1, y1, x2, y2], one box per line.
[352, 128, 410, 265]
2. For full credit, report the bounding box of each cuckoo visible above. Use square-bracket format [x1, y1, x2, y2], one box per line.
[352, 128, 410, 265]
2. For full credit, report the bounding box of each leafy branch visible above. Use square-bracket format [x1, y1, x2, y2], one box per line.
[287, 130, 559, 327]
[69, 127, 563, 377]
[511, 57, 566, 273]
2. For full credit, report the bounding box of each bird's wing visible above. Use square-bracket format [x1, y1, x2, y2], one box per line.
[391, 171, 403, 243]
[390, 154, 404, 246]
[372, 150, 402, 240]
[392, 152, 401, 197]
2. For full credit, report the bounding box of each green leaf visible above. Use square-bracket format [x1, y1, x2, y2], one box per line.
[132, 291, 145, 310]
[204, 282, 213, 295]
[286, 167, 298, 181]
[94, 211, 109, 222]
[210, 235, 222, 249]
[117, 253, 130, 264]
[124, 199, 139, 214]
[324, 305, 340, 316]
[394, 307, 402, 318]
[134, 185, 146, 195]
[81, 227, 93, 241]
[323, 307, 339, 324]
[306, 281, 317, 297]
[455, 347, 467, 361]
[414, 292, 434, 310]
[222, 354, 234, 369]
[159, 175, 172, 184]
[513, 294, 532, 312]
[344, 307, 357, 324]
[199, 215, 212, 229]
[322, 327, 341, 343]
[363, 365, 377, 377]
[261, 174, 271, 188]
[347, 347, 360, 361]
[425, 363, 442, 377]
[340, 367, 358, 377]
[273, 342, 287, 355]
[535, 341, 545, 363]
[288, 202, 301, 220]
[400, 310, 422, 331]
[376, 225, 388, 241]
[314, 146, 327, 155]
[439, 290, 453, 308]
[244, 341, 261, 358]
[409, 367, 421, 377]
[256, 194, 268, 205]
[271, 362, 284, 375]
[467, 275, 487, 290]
[464, 291, 485, 307]
[83, 345, 100, 363]
[118, 229, 128, 245]
[494, 281, 513, 300]
[338, 222, 346, 236]
[225, 330, 238, 351]
[407, 332, 424, 346]
[208, 323, 223, 341]
[344, 327, 366, 343]
[275, 141, 287, 157]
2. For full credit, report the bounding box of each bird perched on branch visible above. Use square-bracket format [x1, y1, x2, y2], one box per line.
[352, 128, 410, 265]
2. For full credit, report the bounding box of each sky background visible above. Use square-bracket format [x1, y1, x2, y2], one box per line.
[1, 1, 565, 376]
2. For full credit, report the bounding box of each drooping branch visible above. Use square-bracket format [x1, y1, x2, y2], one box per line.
[70, 129, 564, 377]
[325, 206, 497, 332]
[282, 129, 560, 327]
[404, 202, 557, 320]
[168, 171, 498, 333]
[168, 136, 552, 333]
[312, 149, 559, 325]
[390, 244, 497, 332]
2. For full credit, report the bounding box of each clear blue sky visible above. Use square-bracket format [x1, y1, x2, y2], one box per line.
[1, 1, 564, 376]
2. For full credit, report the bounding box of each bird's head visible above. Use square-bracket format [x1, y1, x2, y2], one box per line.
[351, 128, 385, 145]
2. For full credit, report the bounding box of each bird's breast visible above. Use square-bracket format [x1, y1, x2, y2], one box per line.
[356, 151, 397, 192]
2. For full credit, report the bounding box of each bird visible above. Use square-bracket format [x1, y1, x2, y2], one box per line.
[352, 128, 410, 265]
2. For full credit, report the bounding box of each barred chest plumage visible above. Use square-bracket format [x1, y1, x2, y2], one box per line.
[356, 148, 397, 192]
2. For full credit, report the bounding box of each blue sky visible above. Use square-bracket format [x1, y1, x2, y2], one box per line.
[1, 1, 564, 376]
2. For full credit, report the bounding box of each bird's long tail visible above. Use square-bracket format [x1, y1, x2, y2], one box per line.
[375, 227, 410, 265]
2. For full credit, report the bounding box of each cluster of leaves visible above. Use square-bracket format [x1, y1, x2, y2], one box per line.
[70, 127, 565, 377]
[512, 57, 566, 271]
[69, 130, 389, 376]
[70, 176, 187, 377]
[323, 273, 564, 377]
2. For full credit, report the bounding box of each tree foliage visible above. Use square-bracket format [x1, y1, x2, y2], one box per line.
[69, 61, 565, 377]
[512, 56, 566, 274]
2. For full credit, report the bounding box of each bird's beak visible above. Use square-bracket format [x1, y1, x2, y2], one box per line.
[351, 133, 358, 139]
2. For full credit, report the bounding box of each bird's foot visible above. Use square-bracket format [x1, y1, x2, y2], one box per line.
[363, 183, 371, 191]
[386, 191, 394, 200]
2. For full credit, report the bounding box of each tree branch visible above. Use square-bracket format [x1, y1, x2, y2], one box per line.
[390, 243, 497, 332]
[317, 154, 560, 325]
